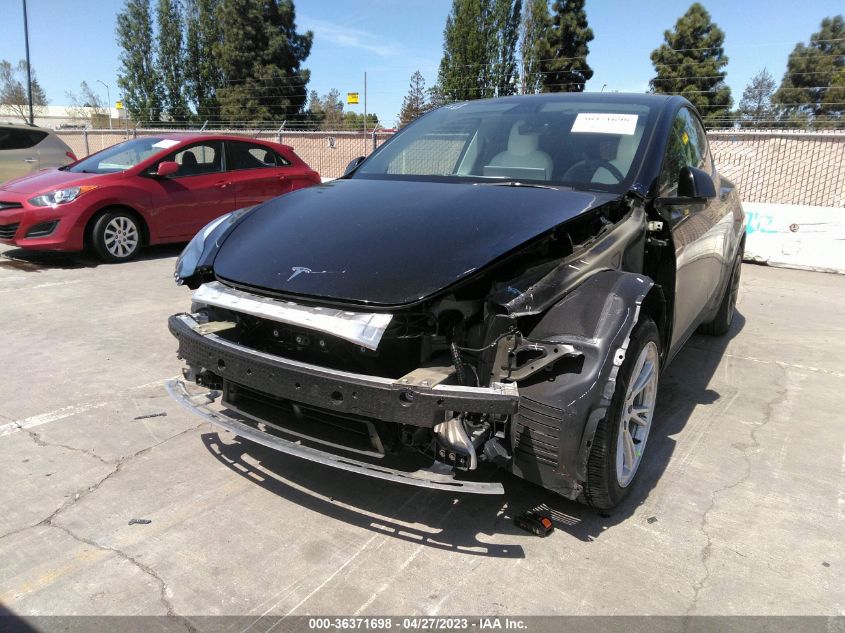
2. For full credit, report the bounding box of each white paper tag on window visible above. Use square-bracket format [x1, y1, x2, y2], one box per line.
[152, 139, 180, 149]
[571, 113, 638, 135]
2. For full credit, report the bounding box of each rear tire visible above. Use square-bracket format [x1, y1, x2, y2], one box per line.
[91, 211, 142, 262]
[581, 318, 660, 509]
[699, 250, 742, 336]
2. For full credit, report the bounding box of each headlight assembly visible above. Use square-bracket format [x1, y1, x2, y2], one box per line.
[28, 185, 97, 207]
[174, 207, 253, 285]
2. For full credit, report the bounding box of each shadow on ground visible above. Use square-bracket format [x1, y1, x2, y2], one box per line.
[0, 244, 183, 272]
[202, 312, 745, 558]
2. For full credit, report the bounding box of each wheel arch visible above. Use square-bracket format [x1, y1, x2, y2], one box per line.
[511, 269, 658, 497]
[84, 204, 150, 249]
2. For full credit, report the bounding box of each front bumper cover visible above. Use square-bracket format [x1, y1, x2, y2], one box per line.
[165, 378, 505, 494]
[168, 313, 519, 427]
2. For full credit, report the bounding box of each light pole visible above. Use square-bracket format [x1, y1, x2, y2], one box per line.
[96, 80, 112, 129]
[22, 0, 34, 125]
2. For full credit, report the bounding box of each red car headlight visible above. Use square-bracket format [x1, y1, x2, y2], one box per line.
[28, 185, 97, 207]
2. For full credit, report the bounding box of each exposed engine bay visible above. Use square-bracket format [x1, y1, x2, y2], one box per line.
[168, 197, 657, 495]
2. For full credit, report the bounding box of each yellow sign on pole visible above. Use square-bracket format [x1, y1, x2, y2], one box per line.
[115, 100, 124, 110]
[347, 92, 359, 105]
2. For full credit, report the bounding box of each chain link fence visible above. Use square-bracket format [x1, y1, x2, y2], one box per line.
[709, 130, 845, 207]
[56, 128, 394, 181]
[56, 127, 845, 206]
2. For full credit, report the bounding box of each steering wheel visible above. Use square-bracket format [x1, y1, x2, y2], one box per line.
[563, 159, 625, 184]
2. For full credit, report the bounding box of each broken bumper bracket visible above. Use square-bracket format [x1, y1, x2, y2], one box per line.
[165, 378, 505, 495]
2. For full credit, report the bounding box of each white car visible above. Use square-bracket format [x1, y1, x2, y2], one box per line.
[0, 123, 76, 184]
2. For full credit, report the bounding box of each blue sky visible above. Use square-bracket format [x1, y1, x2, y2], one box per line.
[1, 0, 842, 126]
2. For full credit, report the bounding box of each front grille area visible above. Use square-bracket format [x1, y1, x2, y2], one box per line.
[0, 223, 20, 239]
[0, 201, 23, 211]
[222, 380, 386, 456]
[513, 396, 561, 467]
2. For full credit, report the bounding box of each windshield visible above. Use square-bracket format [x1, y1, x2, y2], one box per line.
[354, 98, 657, 191]
[67, 137, 168, 174]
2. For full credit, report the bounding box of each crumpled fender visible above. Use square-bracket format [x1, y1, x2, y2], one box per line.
[510, 269, 658, 498]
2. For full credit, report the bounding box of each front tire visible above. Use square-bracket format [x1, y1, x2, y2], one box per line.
[699, 250, 742, 336]
[91, 211, 142, 262]
[582, 318, 660, 509]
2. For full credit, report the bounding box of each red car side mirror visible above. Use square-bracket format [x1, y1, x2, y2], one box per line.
[156, 161, 179, 177]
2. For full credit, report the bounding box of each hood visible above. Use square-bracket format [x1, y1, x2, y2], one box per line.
[0, 169, 120, 195]
[213, 178, 618, 307]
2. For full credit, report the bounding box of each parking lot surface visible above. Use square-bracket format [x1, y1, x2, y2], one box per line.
[0, 244, 843, 621]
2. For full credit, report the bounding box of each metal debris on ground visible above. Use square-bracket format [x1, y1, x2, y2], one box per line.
[133, 412, 167, 420]
[128, 518, 152, 525]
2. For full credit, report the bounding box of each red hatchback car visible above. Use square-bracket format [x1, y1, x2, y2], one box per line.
[0, 134, 320, 261]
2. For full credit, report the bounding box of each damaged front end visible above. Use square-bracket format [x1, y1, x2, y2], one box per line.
[168, 194, 660, 498]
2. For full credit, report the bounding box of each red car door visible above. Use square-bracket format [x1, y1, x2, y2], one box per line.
[225, 140, 295, 208]
[149, 141, 237, 239]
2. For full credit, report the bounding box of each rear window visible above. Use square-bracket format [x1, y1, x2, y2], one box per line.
[227, 141, 290, 170]
[0, 127, 49, 150]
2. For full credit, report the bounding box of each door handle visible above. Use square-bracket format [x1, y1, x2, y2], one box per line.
[23, 158, 37, 163]
[215, 181, 231, 189]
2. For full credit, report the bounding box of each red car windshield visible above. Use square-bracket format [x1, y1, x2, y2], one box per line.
[67, 137, 166, 174]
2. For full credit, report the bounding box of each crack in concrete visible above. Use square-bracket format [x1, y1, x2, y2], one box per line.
[685, 364, 791, 615]
[48, 522, 198, 632]
[0, 421, 206, 542]
[21, 424, 113, 466]
[0, 420, 207, 625]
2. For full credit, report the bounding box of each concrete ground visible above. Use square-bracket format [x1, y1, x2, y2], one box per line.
[0, 243, 843, 623]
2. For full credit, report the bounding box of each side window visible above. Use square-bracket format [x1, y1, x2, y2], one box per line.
[167, 142, 224, 177]
[0, 128, 47, 150]
[688, 114, 712, 173]
[227, 141, 290, 171]
[659, 108, 706, 195]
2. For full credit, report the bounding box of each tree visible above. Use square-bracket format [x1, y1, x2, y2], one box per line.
[737, 69, 776, 128]
[65, 81, 107, 123]
[773, 15, 844, 127]
[438, 0, 493, 101]
[185, 0, 222, 122]
[437, 0, 521, 101]
[490, 0, 522, 97]
[214, 0, 313, 123]
[519, 0, 550, 94]
[303, 90, 324, 129]
[399, 71, 430, 127]
[0, 60, 47, 123]
[116, 0, 162, 122]
[319, 89, 344, 130]
[342, 111, 378, 131]
[538, 0, 594, 92]
[649, 3, 732, 126]
[156, 0, 190, 122]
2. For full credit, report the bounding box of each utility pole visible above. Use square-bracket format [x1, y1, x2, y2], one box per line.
[22, 0, 34, 125]
[363, 71, 367, 136]
[96, 80, 112, 130]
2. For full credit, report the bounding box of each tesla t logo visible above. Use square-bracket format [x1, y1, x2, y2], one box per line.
[287, 266, 345, 282]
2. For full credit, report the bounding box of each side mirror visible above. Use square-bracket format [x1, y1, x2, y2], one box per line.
[156, 161, 179, 178]
[677, 166, 716, 200]
[343, 156, 365, 176]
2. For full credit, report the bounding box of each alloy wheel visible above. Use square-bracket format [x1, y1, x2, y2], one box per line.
[103, 216, 139, 259]
[616, 341, 659, 487]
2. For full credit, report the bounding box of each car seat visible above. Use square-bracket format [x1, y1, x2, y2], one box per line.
[488, 120, 554, 180]
[179, 152, 199, 176]
[564, 123, 645, 184]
